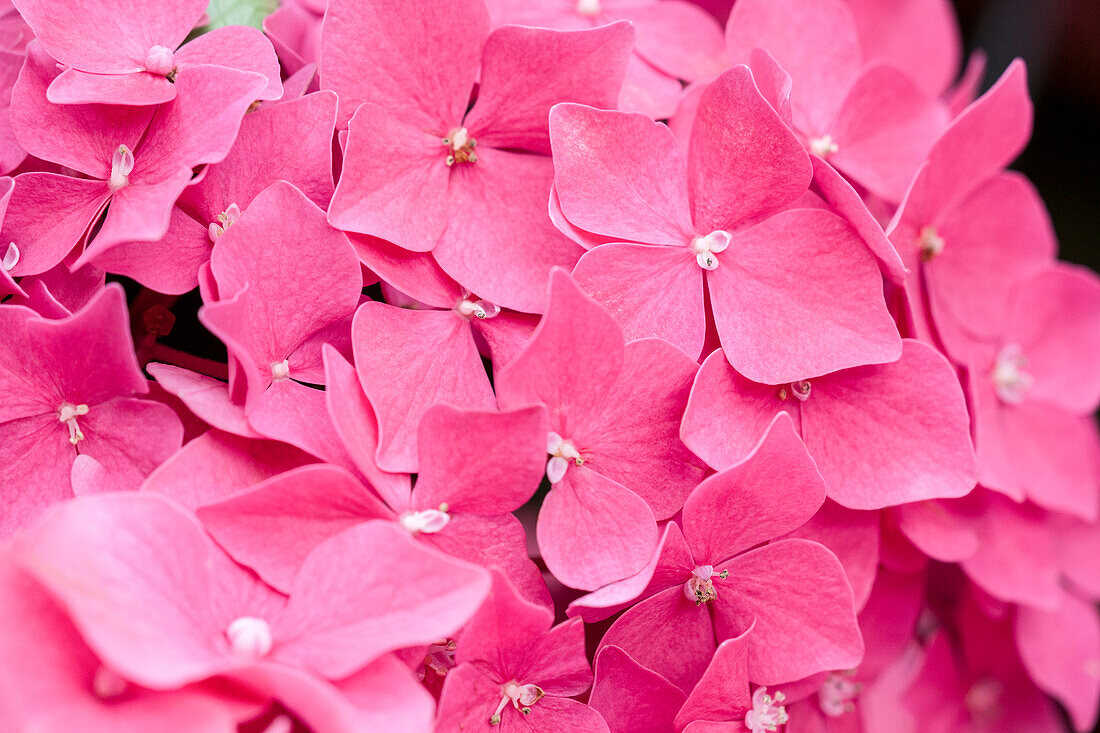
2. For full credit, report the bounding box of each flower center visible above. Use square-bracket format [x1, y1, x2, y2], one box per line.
[546, 431, 583, 484]
[399, 505, 451, 534]
[682, 565, 727, 606]
[745, 687, 789, 732]
[809, 134, 839, 158]
[777, 380, 812, 402]
[918, 226, 944, 262]
[443, 127, 477, 167]
[271, 359, 291, 381]
[58, 402, 90, 445]
[991, 343, 1033, 404]
[818, 672, 861, 717]
[225, 616, 273, 659]
[208, 203, 242, 243]
[109, 145, 134, 191]
[576, 0, 601, 16]
[490, 681, 545, 725]
[454, 295, 500, 320]
[690, 230, 731, 271]
[2, 242, 18, 272]
[144, 45, 176, 77]
[420, 638, 457, 680]
[92, 665, 128, 699]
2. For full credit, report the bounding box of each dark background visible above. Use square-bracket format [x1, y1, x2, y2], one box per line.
[954, 0, 1099, 272]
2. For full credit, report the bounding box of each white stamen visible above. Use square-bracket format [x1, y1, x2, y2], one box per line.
[576, 0, 600, 15]
[58, 402, 89, 445]
[109, 145, 134, 191]
[443, 128, 478, 166]
[545, 431, 583, 484]
[489, 681, 545, 725]
[992, 343, 1033, 404]
[207, 203, 242, 243]
[226, 616, 273, 659]
[2, 242, 18, 272]
[400, 507, 451, 534]
[92, 665, 128, 699]
[683, 564, 727, 605]
[144, 45, 175, 76]
[818, 672, 860, 717]
[810, 135, 839, 158]
[271, 359, 290, 381]
[690, 230, 731, 271]
[745, 687, 789, 733]
[455, 296, 500, 320]
[918, 226, 944, 262]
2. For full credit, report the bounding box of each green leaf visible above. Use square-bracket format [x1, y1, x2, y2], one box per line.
[202, 0, 279, 31]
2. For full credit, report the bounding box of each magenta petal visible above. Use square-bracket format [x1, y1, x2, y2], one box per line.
[1016, 593, 1100, 732]
[802, 339, 976, 509]
[274, 521, 491, 679]
[198, 464, 392, 593]
[432, 147, 585, 313]
[684, 413, 825, 564]
[688, 65, 812, 229]
[572, 243, 706, 358]
[674, 633, 753, 731]
[466, 23, 633, 155]
[707, 208, 900, 384]
[549, 103, 694, 246]
[142, 429, 311, 510]
[715, 539, 863, 684]
[599, 586, 716, 693]
[351, 302, 495, 473]
[590, 645, 687, 733]
[320, 0, 488, 125]
[537, 467, 658, 591]
[414, 403, 548, 514]
[328, 103, 450, 250]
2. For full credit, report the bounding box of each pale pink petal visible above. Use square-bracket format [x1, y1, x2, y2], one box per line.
[319, 0, 488, 128]
[590, 645, 687, 733]
[537, 467, 658, 591]
[571, 243, 706, 358]
[174, 24, 283, 101]
[893, 500, 977, 563]
[624, 0, 727, 80]
[146, 363, 258, 438]
[549, 102, 694, 246]
[45, 68, 175, 105]
[619, 52, 684, 119]
[684, 413, 825, 563]
[466, 23, 633, 155]
[351, 302, 495, 473]
[77, 397, 184, 491]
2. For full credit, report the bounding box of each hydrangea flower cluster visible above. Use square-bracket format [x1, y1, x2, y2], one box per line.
[0, 0, 1097, 731]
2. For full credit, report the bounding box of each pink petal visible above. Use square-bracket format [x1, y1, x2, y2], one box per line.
[855, 567, 926, 679]
[89, 205, 211, 294]
[69, 454, 109, 496]
[619, 52, 685, 119]
[327, 103, 450, 251]
[351, 235, 462, 309]
[141, 429, 311, 510]
[590, 645, 687, 733]
[518, 618, 592, 696]
[787, 500, 880, 611]
[571, 243, 706, 359]
[435, 663, 509, 733]
[319, 0, 487, 128]
[466, 23, 634, 155]
[801, 339, 976, 509]
[351, 302, 495, 473]
[537, 466, 658, 591]
[683, 413, 825, 564]
[12, 0, 204, 72]
[146, 363, 258, 438]
[413, 403, 549, 514]
[892, 500, 978, 563]
[714, 539, 864, 684]
[431, 146, 585, 313]
[1016, 593, 1100, 732]
[549, 102, 694, 246]
[274, 521, 491, 679]
[198, 464, 392, 593]
[77, 397, 184, 491]
[174, 24, 283, 101]
[725, 0, 861, 133]
[82, 175, 190, 260]
[680, 349, 792, 469]
[46, 68, 175, 105]
[623, 0, 728, 81]
[455, 571, 553, 679]
[599, 586, 716, 693]
[674, 633, 753, 731]
[0, 414, 75, 538]
[576, 337, 706, 520]
[688, 64, 812, 230]
[707, 208, 901, 384]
